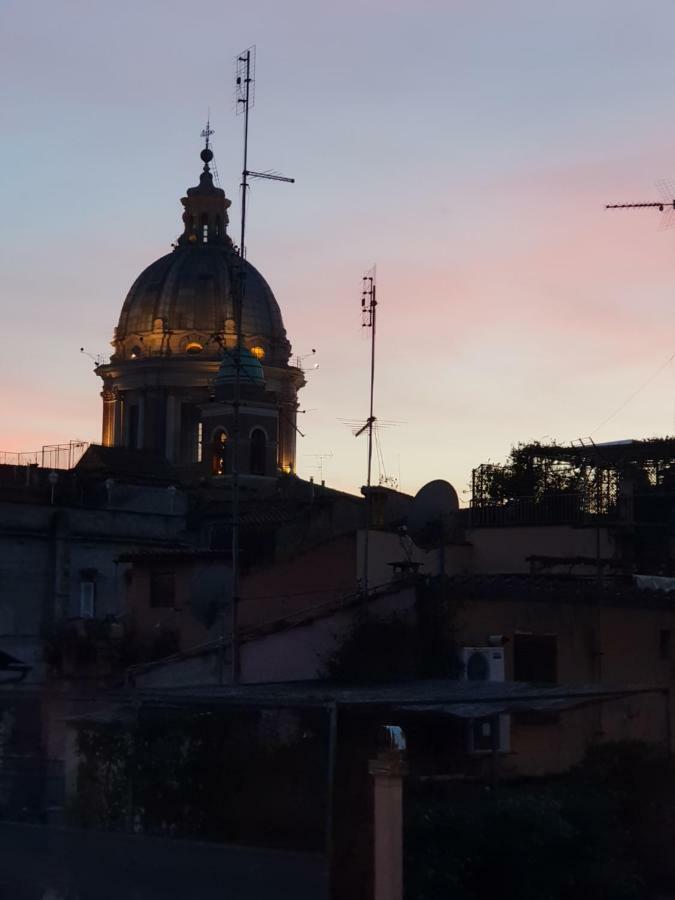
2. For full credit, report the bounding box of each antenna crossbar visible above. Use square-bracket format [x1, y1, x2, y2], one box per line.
[606, 202, 674, 210]
[246, 170, 295, 183]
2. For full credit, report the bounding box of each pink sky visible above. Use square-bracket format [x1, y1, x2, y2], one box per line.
[3, 1, 675, 498]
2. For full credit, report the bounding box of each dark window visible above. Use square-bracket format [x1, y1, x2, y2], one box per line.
[80, 582, 95, 619]
[660, 629, 671, 660]
[470, 717, 497, 752]
[212, 430, 229, 475]
[128, 405, 139, 449]
[250, 428, 267, 476]
[513, 633, 557, 683]
[150, 571, 176, 608]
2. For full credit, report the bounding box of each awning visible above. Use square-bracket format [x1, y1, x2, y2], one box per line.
[397, 696, 613, 718]
[65, 678, 666, 725]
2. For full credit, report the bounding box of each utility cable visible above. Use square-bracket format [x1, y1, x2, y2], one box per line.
[591, 349, 675, 436]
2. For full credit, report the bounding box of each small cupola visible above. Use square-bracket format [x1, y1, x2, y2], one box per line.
[214, 347, 265, 399]
[177, 122, 232, 247]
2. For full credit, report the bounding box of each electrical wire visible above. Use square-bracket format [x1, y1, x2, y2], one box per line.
[591, 349, 675, 436]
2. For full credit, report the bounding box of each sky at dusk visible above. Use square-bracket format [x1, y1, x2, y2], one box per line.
[3, 0, 675, 499]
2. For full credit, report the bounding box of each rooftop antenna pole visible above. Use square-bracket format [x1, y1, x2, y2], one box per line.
[236, 48, 254, 258]
[229, 49, 294, 683]
[231, 49, 257, 686]
[356, 269, 377, 595]
[235, 45, 294, 260]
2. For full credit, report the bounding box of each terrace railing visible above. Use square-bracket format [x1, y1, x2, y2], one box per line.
[0, 441, 89, 470]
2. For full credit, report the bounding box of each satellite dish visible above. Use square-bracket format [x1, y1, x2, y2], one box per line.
[408, 479, 459, 550]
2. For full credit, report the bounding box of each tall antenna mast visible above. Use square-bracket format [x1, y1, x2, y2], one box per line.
[235, 48, 255, 257]
[356, 269, 377, 595]
[235, 45, 294, 259]
[228, 49, 296, 684]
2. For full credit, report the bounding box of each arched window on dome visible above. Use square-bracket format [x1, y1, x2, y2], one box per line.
[250, 428, 267, 476]
[215, 215, 222, 238]
[201, 213, 209, 243]
[212, 429, 230, 476]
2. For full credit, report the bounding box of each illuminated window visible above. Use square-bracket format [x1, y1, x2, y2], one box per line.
[212, 429, 229, 476]
[196, 421, 203, 463]
[201, 213, 208, 243]
[250, 345, 265, 360]
[186, 341, 203, 355]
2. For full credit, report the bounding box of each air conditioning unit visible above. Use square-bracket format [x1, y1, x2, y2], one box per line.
[460, 646, 510, 753]
[460, 646, 506, 682]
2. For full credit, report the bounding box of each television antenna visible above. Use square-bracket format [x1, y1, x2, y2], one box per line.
[226, 48, 296, 685]
[606, 179, 675, 229]
[235, 46, 295, 259]
[296, 348, 319, 370]
[305, 451, 333, 482]
[355, 269, 378, 595]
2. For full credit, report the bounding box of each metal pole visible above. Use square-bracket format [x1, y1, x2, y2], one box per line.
[230, 48, 251, 684]
[230, 276, 244, 685]
[363, 279, 376, 597]
[367, 281, 376, 491]
[325, 703, 338, 895]
[240, 49, 250, 259]
[664, 688, 672, 756]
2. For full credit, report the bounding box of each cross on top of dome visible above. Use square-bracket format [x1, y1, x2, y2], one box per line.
[200, 116, 214, 170]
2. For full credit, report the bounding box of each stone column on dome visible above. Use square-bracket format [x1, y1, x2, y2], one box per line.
[278, 398, 298, 474]
[113, 390, 125, 447]
[101, 387, 115, 447]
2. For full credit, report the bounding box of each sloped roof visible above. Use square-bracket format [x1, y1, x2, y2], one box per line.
[75, 444, 176, 483]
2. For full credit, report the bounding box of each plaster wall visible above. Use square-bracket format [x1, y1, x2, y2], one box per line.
[240, 587, 417, 683]
[466, 524, 615, 574]
[0, 487, 187, 683]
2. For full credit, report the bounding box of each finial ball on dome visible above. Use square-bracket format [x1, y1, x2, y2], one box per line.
[200, 148, 214, 164]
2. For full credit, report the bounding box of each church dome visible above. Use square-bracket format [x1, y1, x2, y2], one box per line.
[111, 148, 291, 367]
[96, 132, 304, 475]
[114, 246, 290, 365]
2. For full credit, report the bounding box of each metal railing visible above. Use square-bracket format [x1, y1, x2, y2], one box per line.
[0, 441, 89, 470]
[469, 493, 589, 527]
